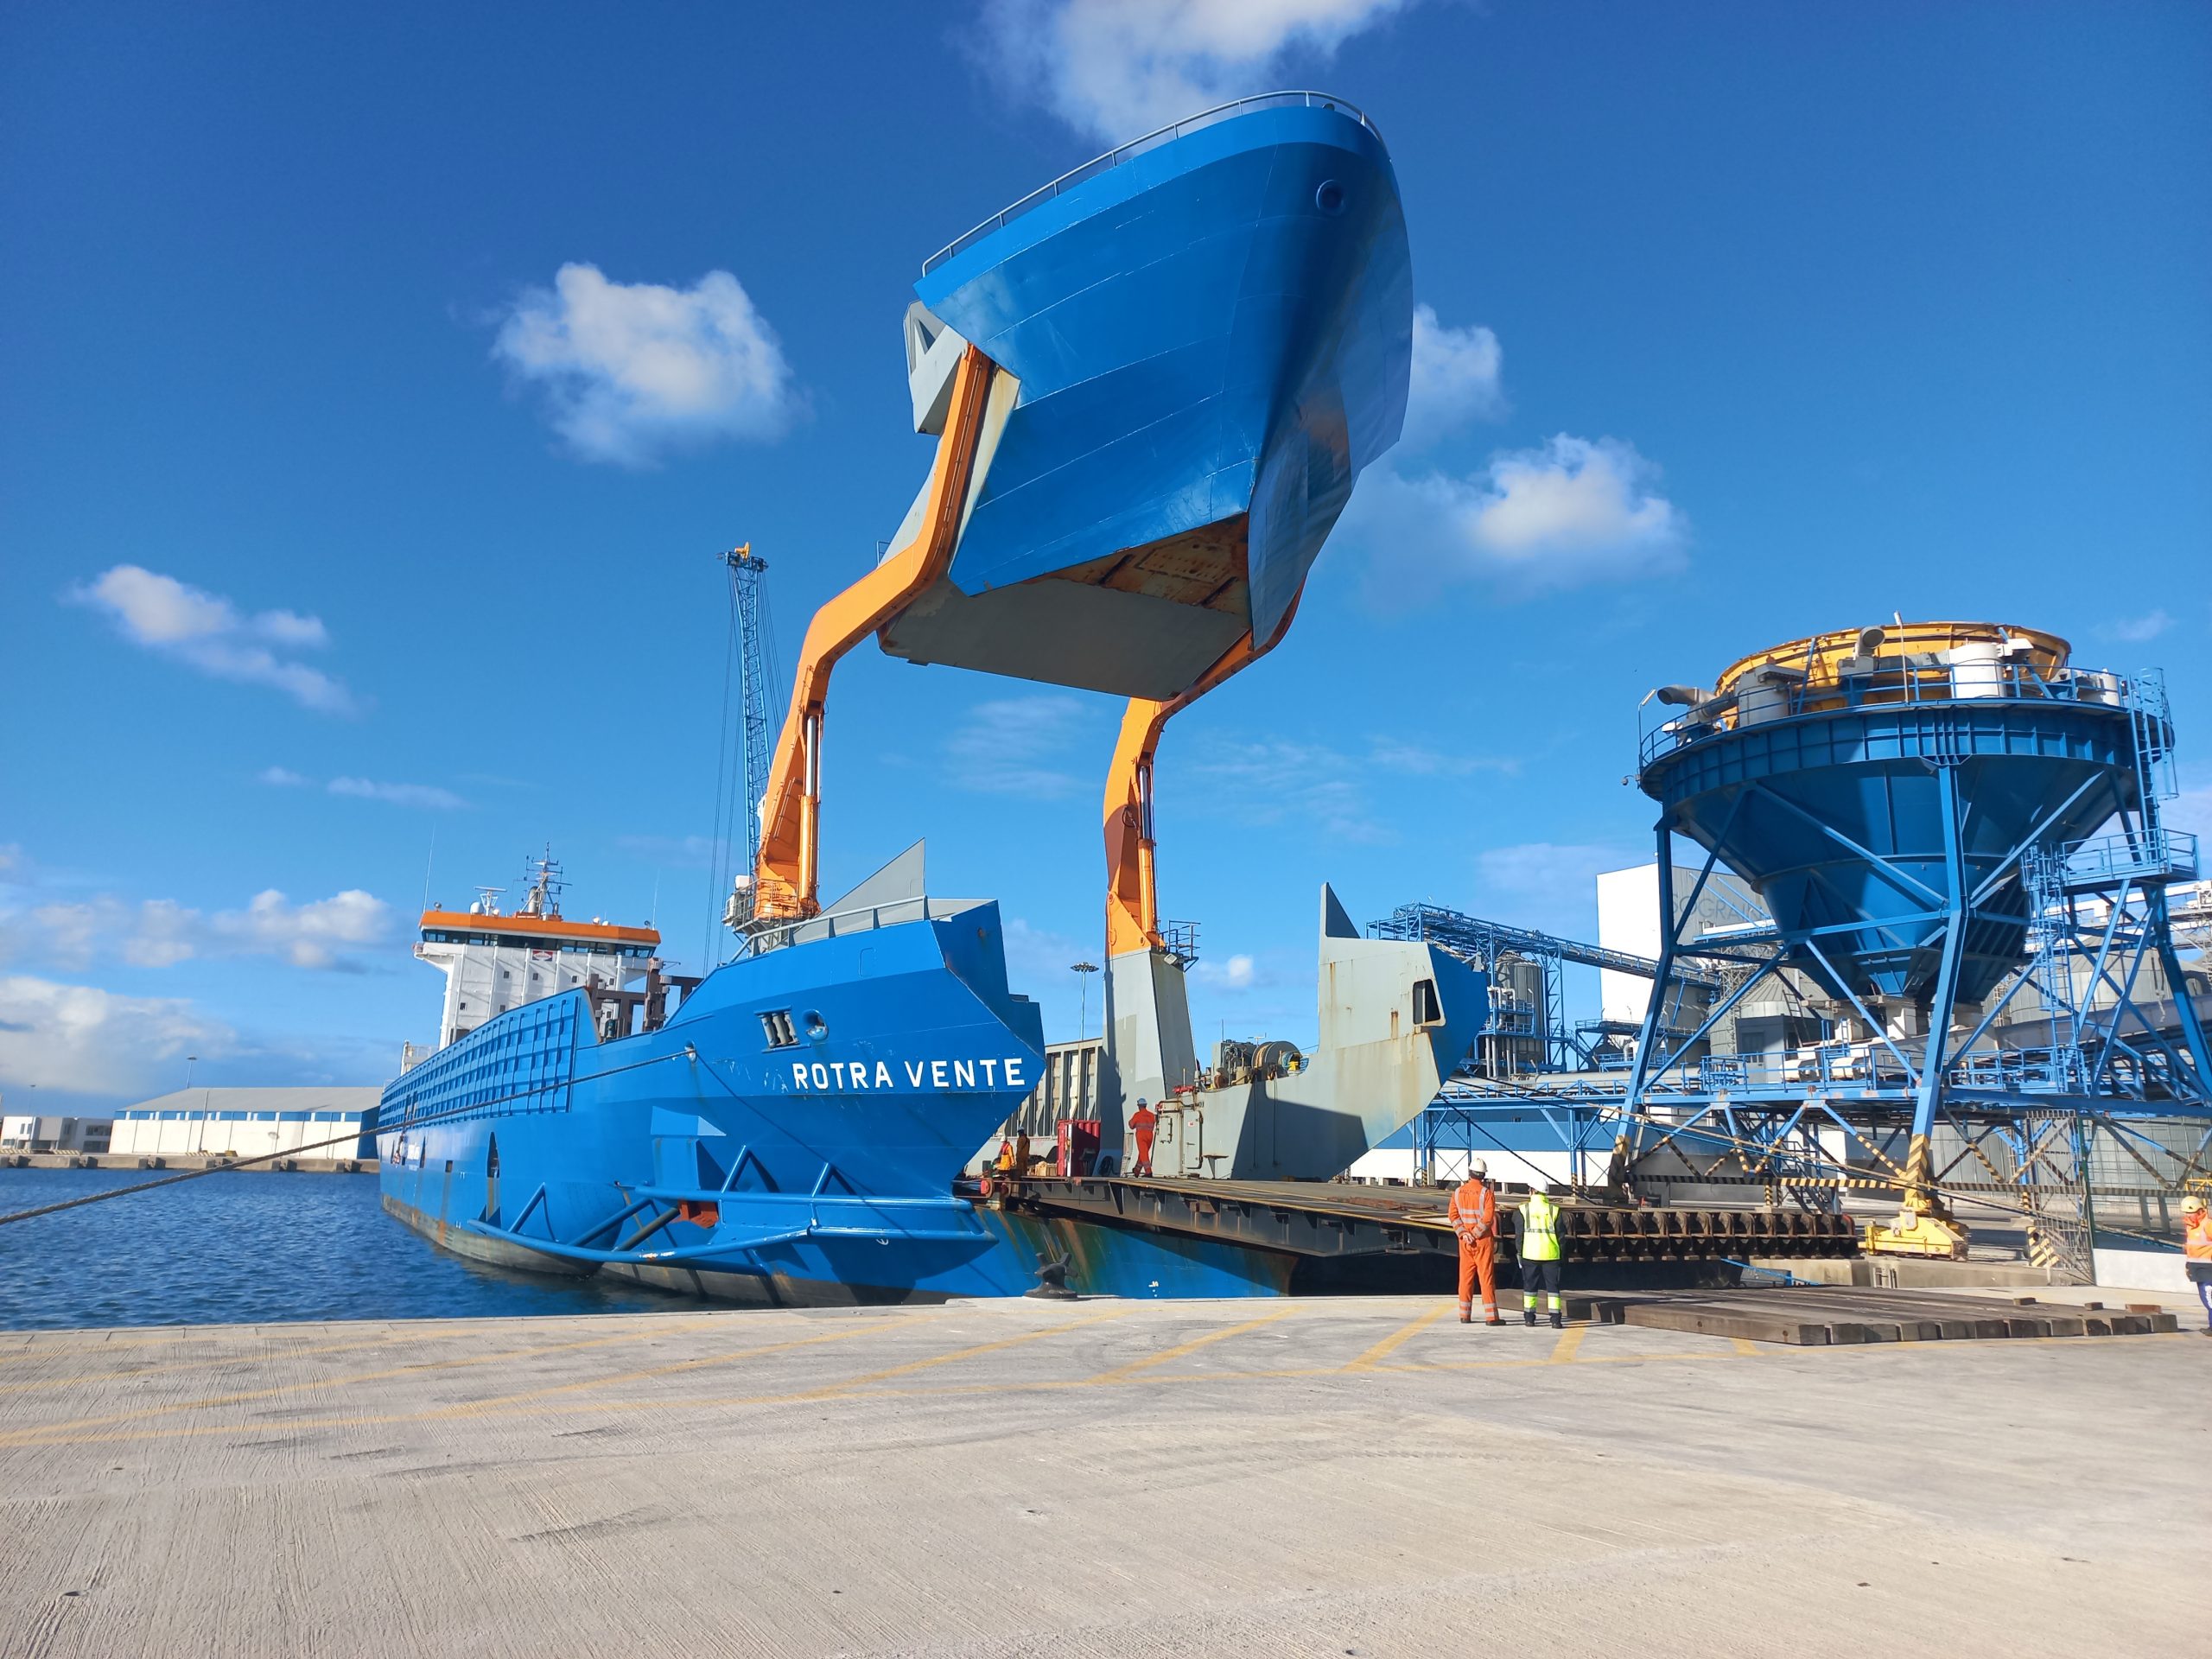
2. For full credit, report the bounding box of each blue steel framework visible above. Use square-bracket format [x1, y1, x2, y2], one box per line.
[1370, 905, 1720, 1074]
[1396, 647, 2212, 1270]
[1619, 651, 2212, 1260]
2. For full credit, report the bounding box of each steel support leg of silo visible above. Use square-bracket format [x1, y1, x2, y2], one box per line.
[1866, 762, 1971, 1260]
[2150, 887, 2212, 1100]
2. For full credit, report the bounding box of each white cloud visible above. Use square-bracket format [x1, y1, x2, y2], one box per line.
[1344, 434, 1687, 601]
[1195, 951, 1256, 989]
[14, 887, 390, 974]
[1463, 436, 1685, 567]
[1005, 917, 1091, 985]
[1184, 735, 1393, 844]
[67, 565, 353, 713]
[205, 889, 389, 969]
[326, 777, 467, 811]
[493, 264, 798, 467]
[982, 0, 1412, 143]
[2100, 610, 2172, 645]
[1471, 841, 1637, 937]
[0, 976, 233, 1100]
[944, 694, 1094, 798]
[258, 768, 467, 810]
[2166, 781, 2212, 843]
[1370, 740, 1519, 779]
[616, 834, 728, 870]
[1403, 304, 1504, 445]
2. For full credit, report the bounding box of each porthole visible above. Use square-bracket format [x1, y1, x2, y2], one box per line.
[1315, 179, 1346, 216]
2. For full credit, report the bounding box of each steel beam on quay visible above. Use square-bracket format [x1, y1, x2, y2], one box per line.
[993, 1175, 1859, 1275]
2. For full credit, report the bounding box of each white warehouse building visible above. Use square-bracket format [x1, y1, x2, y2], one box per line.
[108, 1087, 382, 1160]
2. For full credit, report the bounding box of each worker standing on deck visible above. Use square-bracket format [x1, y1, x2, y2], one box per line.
[1447, 1158, 1500, 1325]
[1129, 1098, 1157, 1177]
[1519, 1186, 1564, 1329]
[2185, 1194, 2212, 1332]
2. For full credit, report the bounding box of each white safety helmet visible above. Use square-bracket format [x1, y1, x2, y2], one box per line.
[1467, 1157, 1488, 1178]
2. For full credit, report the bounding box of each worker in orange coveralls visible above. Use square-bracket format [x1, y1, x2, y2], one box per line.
[1447, 1157, 1500, 1325]
[2184, 1194, 2212, 1333]
[1128, 1098, 1158, 1177]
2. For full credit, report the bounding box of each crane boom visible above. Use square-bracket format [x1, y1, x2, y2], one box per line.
[1103, 594, 1303, 957]
[747, 344, 998, 924]
[726, 544, 773, 879]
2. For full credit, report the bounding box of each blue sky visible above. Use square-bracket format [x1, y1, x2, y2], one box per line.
[3, 2, 2209, 1109]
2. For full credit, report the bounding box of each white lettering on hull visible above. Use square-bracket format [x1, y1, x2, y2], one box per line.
[787, 1056, 1031, 1094]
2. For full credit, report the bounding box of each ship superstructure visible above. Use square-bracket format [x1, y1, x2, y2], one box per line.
[410, 855, 659, 1052]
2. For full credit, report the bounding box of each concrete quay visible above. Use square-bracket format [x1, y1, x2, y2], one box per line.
[0, 1292, 2202, 1658]
[2, 1152, 373, 1174]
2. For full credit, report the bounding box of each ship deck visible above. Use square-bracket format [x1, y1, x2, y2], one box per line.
[0, 1288, 2200, 1656]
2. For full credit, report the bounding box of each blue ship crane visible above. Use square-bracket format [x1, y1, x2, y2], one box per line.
[714, 543, 781, 945]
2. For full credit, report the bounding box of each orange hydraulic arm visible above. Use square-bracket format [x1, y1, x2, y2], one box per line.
[749, 345, 997, 923]
[1103, 593, 1303, 957]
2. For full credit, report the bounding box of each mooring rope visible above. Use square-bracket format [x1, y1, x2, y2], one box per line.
[0, 1046, 701, 1230]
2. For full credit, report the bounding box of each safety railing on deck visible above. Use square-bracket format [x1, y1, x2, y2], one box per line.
[921, 91, 1382, 276]
[740, 895, 973, 958]
[1639, 657, 2158, 769]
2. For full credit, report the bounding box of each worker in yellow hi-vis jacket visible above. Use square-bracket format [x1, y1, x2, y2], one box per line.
[1519, 1187, 1564, 1330]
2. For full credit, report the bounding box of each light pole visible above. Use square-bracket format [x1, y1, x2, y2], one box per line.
[183, 1055, 198, 1090]
[1071, 962, 1098, 1043]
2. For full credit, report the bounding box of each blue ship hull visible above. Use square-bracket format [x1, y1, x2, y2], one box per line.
[884, 95, 1412, 699]
[380, 98, 1418, 1306]
[379, 903, 1052, 1306]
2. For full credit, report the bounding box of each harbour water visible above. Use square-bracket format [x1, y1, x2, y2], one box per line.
[0, 1168, 676, 1332]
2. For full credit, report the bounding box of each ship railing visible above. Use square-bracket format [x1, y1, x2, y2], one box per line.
[921, 90, 1383, 276]
[740, 894, 977, 957]
[1638, 658, 2159, 769]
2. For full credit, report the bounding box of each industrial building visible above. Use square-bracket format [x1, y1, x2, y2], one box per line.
[105, 1087, 381, 1162]
[0, 1114, 111, 1155]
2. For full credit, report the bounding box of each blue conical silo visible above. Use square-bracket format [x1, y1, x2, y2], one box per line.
[1634, 621, 2177, 1255]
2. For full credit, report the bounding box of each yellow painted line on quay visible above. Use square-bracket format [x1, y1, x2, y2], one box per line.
[1090, 1307, 1297, 1382]
[785, 1307, 1136, 1400]
[7, 1311, 2152, 1453]
[0, 1329, 455, 1395]
[0, 1319, 734, 1446]
[1341, 1302, 1453, 1372]
[1547, 1326, 1586, 1364]
[424, 1314, 939, 1421]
